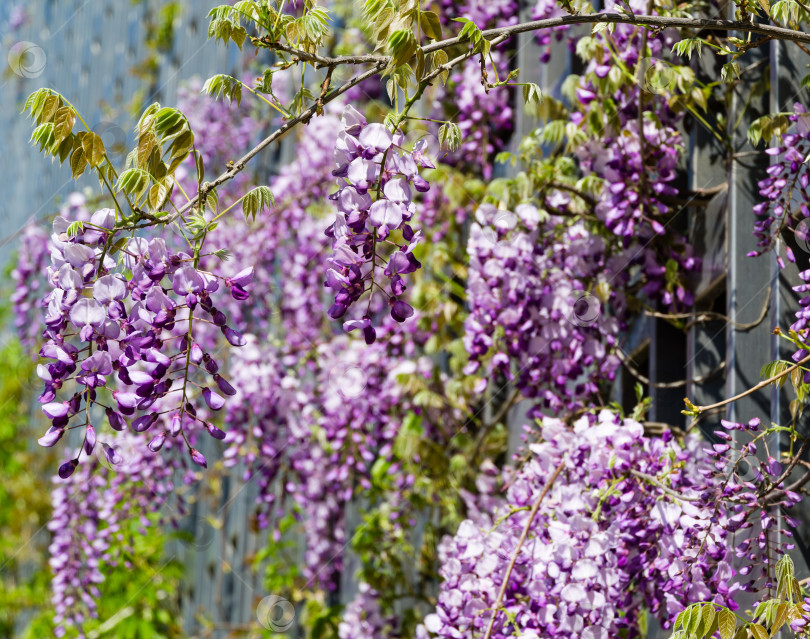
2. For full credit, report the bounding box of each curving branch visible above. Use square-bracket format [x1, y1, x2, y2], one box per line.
[123, 12, 810, 231]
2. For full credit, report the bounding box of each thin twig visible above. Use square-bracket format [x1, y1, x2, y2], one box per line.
[118, 14, 810, 231]
[689, 354, 810, 416]
[482, 460, 566, 639]
[630, 469, 702, 501]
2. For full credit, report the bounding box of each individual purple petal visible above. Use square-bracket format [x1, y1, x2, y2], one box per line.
[390, 300, 414, 322]
[202, 387, 225, 411]
[148, 433, 166, 452]
[190, 448, 207, 468]
[359, 123, 393, 153]
[84, 424, 96, 455]
[58, 458, 78, 479]
[70, 298, 105, 328]
[106, 407, 127, 431]
[42, 402, 69, 419]
[172, 265, 204, 296]
[132, 414, 158, 432]
[93, 274, 127, 304]
[38, 427, 64, 447]
[63, 243, 95, 268]
[205, 422, 227, 440]
[190, 343, 203, 364]
[222, 326, 246, 347]
[344, 318, 371, 333]
[383, 178, 411, 204]
[229, 266, 254, 287]
[214, 374, 237, 396]
[81, 350, 112, 375]
[102, 442, 123, 465]
[56, 264, 83, 290]
[145, 287, 176, 313]
[369, 200, 403, 230]
[169, 413, 182, 436]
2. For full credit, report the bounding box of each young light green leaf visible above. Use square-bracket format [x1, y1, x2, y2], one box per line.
[242, 185, 275, 221]
[419, 10, 442, 40]
[717, 609, 736, 639]
[749, 623, 768, 639]
[433, 49, 449, 84]
[388, 29, 417, 67]
[52, 107, 76, 145]
[522, 83, 543, 106]
[438, 121, 461, 151]
[721, 62, 740, 82]
[66, 221, 84, 239]
[70, 147, 87, 179]
[82, 132, 105, 167]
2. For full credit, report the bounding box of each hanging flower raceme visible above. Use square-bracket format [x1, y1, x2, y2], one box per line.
[48, 431, 180, 637]
[419, 410, 736, 639]
[463, 202, 621, 413]
[35, 211, 252, 473]
[752, 104, 810, 261]
[325, 105, 432, 342]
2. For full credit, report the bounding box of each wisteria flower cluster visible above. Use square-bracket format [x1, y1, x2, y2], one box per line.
[464, 203, 621, 412]
[326, 105, 432, 340]
[35, 211, 252, 473]
[49, 431, 179, 637]
[420, 410, 735, 639]
[222, 328, 418, 588]
[338, 583, 394, 639]
[753, 104, 810, 261]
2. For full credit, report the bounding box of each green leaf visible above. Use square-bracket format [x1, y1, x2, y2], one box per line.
[70, 147, 87, 179]
[148, 179, 172, 211]
[438, 121, 461, 151]
[388, 29, 417, 67]
[115, 168, 152, 202]
[721, 62, 740, 82]
[433, 49, 449, 84]
[419, 10, 442, 40]
[242, 185, 275, 221]
[82, 132, 105, 167]
[522, 83, 543, 106]
[66, 221, 84, 239]
[30, 122, 55, 152]
[749, 623, 768, 639]
[39, 94, 60, 124]
[717, 609, 736, 639]
[760, 360, 793, 388]
[672, 37, 704, 60]
[52, 107, 76, 145]
[699, 605, 716, 636]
